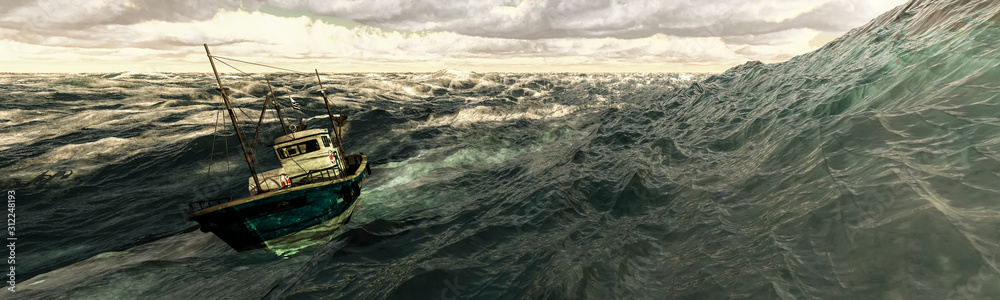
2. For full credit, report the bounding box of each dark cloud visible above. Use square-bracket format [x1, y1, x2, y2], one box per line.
[269, 0, 906, 40]
[0, 0, 907, 72]
[0, 0, 906, 42]
[0, 0, 252, 32]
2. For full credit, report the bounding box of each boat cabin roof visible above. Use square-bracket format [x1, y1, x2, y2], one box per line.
[274, 128, 329, 145]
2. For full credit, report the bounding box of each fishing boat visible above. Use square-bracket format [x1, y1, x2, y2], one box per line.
[186, 44, 370, 251]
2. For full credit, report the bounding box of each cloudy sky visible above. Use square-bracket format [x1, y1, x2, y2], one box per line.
[0, 0, 907, 73]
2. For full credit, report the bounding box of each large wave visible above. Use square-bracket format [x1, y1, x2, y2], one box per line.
[4, 0, 1000, 298]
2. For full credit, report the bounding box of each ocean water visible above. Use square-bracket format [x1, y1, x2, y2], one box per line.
[4, 0, 1000, 298]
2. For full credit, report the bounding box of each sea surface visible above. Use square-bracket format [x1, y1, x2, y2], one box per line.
[4, 0, 1000, 298]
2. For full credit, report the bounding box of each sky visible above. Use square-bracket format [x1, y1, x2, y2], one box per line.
[0, 0, 908, 73]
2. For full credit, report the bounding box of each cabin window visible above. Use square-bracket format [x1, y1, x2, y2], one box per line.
[322, 136, 331, 147]
[303, 140, 320, 152]
[277, 140, 321, 159]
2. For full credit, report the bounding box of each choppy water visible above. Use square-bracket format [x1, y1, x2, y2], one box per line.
[4, 0, 1000, 298]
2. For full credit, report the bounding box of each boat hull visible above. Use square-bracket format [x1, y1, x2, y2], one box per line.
[188, 154, 368, 251]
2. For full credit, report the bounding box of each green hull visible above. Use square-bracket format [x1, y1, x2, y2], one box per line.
[188, 154, 368, 251]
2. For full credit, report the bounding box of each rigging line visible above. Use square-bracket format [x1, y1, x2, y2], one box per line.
[213, 57, 284, 98]
[215, 57, 279, 138]
[206, 97, 224, 190]
[213, 57, 252, 78]
[234, 106, 262, 171]
[237, 106, 257, 125]
[211, 57, 304, 189]
[236, 107, 259, 152]
[238, 106, 271, 178]
[261, 93, 283, 135]
[242, 105, 265, 177]
[224, 110, 233, 201]
[221, 59, 284, 128]
[213, 55, 308, 74]
[215, 57, 267, 159]
[208, 57, 283, 199]
[269, 103, 283, 131]
[216, 56, 268, 141]
[213, 56, 298, 127]
[213, 58, 281, 183]
[213, 56, 273, 95]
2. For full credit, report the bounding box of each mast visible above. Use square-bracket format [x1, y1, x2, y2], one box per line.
[204, 44, 262, 193]
[249, 90, 270, 152]
[315, 69, 347, 158]
[265, 79, 289, 135]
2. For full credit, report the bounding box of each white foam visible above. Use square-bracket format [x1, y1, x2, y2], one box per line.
[108, 71, 174, 80]
[422, 103, 579, 128]
[2, 109, 222, 182]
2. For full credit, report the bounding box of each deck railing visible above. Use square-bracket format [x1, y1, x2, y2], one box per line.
[296, 166, 345, 184]
[188, 155, 364, 214]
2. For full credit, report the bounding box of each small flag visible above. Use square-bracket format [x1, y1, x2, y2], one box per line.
[289, 96, 301, 110]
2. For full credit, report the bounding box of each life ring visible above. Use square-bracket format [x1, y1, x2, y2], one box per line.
[280, 173, 290, 187]
[328, 150, 337, 165]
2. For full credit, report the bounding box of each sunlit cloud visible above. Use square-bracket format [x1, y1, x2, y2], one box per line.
[0, 0, 908, 73]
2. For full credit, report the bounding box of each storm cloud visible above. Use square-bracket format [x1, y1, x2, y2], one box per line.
[0, 0, 907, 72]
